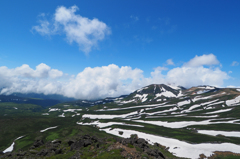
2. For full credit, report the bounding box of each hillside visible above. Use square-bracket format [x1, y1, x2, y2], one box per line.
[1, 84, 240, 158]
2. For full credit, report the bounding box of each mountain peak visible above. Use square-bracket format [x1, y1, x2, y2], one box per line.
[117, 84, 183, 104]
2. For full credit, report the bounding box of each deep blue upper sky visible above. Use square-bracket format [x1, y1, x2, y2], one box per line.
[0, 0, 239, 99]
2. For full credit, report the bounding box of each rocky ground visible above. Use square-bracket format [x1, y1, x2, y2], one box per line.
[0, 134, 168, 159]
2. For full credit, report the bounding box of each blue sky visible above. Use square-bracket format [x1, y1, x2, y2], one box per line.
[0, 0, 240, 99]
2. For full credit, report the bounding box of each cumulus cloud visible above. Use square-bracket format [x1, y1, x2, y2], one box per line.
[0, 63, 63, 79]
[231, 61, 239, 66]
[0, 54, 230, 99]
[166, 59, 174, 65]
[32, 5, 111, 54]
[165, 66, 228, 87]
[184, 54, 219, 67]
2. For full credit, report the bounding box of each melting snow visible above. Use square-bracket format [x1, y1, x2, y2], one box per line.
[40, 126, 58, 132]
[77, 121, 144, 128]
[137, 86, 148, 92]
[58, 113, 65, 117]
[101, 128, 240, 159]
[97, 103, 167, 112]
[198, 86, 216, 90]
[167, 85, 181, 90]
[205, 108, 232, 114]
[198, 130, 240, 138]
[133, 119, 240, 129]
[145, 107, 178, 116]
[177, 100, 191, 107]
[207, 101, 224, 106]
[63, 109, 82, 112]
[120, 99, 135, 104]
[226, 96, 240, 106]
[134, 94, 148, 102]
[49, 108, 60, 112]
[188, 104, 201, 111]
[155, 91, 176, 98]
[197, 90, 210, 94]
[82, 111, 139, 119]
[3, 136, 24, 153]
[187, 115, 218, 118]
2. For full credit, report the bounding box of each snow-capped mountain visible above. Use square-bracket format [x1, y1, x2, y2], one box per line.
[115, 84, 185, 104]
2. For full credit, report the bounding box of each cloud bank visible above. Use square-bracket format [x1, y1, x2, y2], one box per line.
[32, 5, 111, 53]
[0, 54, 229, 99]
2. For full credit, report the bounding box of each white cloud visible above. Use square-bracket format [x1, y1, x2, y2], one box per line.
[130, 15, 139, 21]
[32, 20, 52, 36]
[184, 54, 219, 67]
[0, 63, 63, 79]
[32, 5, 111, 54]
[166, 59, 174, 65]
[0, 54, 230, 99]
[231, 61, 239, 66]
[166, 66, 228, 88]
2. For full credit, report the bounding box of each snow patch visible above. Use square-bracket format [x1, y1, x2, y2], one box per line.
[205, 108, 232, 114]
[198, 130, 240, 138]
[177, 100, 191, 107]
[77, 121, 144, 128]
[226, 96, 240, 106]
[134, 94, 148, 102]
[82, 111, 139, 119]
[3, 136, 24, 153]
[40, 126, 58, 132]
[49, 108, 60, 112]
[137, 86, 148, 92]
[167, 85, 181, 90]
[197, 90, 210, 94]
[63, 109, 82, 112]
[58, 113, 65, 117]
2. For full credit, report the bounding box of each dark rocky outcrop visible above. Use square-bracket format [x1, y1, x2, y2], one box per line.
[31, 139, 44, 149]
[0, 134, 166, 159]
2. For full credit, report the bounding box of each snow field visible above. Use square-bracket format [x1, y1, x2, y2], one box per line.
[100, 128, 240, 159]
[133, 119, 240, 129]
